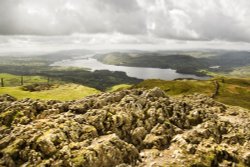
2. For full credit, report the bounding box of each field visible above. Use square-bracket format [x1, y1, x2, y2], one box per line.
[0, 74, 131, 100]
[0, 73, 135, 100]
[0, 84, 100, 101]
[0, 73, 100, 101]
[0, 73, 52, 87]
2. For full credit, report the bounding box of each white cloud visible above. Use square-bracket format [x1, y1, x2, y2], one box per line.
[139, 0, 250, 42]
[0, 0, 250, 49]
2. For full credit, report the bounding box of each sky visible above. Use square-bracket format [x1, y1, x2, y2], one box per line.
[0, 0, 250, 53]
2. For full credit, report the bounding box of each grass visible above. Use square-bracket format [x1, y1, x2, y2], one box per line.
[227, 66, 250, 78]
[0, 84, 100, 101]
[134, 78, 250, 110]
[107, 84, 132, 92]
[0, 73, 132, 101]
[134, 79, 214, 96]
[0, 73, 53, 87]
[215, 78, 250, 109]
[201, 65, 250, 78]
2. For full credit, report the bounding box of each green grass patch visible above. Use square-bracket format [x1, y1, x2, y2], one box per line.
[0, 84, 100, 101]
[216, 81, 250, 109]
[134, 79, 214, 96]
[107, 84, 132, 92]
[0, 73, 53, 87]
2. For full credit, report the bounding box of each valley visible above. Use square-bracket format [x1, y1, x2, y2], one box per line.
[95, 50, 250, 77]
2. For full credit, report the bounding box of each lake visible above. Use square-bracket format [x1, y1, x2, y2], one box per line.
[51, 56, 209, 80]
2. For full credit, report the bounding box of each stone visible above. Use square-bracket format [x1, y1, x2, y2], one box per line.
[0, 88, 249, 167]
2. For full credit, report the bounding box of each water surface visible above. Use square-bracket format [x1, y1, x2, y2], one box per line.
[51, 56, 209, 80]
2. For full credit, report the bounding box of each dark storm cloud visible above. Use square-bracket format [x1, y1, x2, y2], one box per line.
[0, 0, 250, 43]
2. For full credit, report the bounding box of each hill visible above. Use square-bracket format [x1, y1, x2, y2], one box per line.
[1, 73, 249, 108]
[0, 88, 249, 166]
[95, 51, 250, 76]
[0, 73, 100, 101]
[0, 68, 142, 91]
[0, 73, 51, 87]
[133, 78, 250, 110]
[0, 84, 100, 101]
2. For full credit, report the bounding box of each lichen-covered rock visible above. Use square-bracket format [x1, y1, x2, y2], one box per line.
[69, 134, 139, 167]
[243, 152, 250, 166]
[0, 88, 249, 167]
[142, 87, 166, 98]
[0, 94, 16, 102]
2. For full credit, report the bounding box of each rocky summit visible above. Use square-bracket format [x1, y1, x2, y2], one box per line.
[0, 88, 249, 167]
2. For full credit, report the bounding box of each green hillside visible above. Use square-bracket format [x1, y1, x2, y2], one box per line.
[1, 73, 249, 109]
[0, 73, 100, 101]
[107, 84, 132, 92]
[0, 73, 53, 87]
[0, 84, 100, 101]
[133, 77, 250, 109]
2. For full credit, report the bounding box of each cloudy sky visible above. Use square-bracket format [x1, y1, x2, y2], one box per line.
[0, 0, 250, 53]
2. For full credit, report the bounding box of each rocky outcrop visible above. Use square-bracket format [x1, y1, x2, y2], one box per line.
[0, 88, 249, 167]
[22, 83, 54, 92]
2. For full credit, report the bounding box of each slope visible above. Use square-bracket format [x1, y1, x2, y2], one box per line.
[133, 77, 250, 109]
